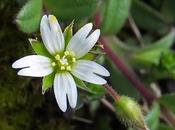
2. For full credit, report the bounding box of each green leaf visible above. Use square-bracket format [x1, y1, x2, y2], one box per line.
[102, 0, 131, 34]
[145, 103, 160, 130]
[29, 38, 52, 57]
[161, 0, 175, 24]
[64, 21, 73, 46]
[158, 93, 175, 114]
[130, 31, 175, 67]
[42, 73, 55, 94]
[43, 0, 98, 21]
[151, 31, 175, 49]
[16, 0, 42, 33]
[131, 0, 168, 33]
[158, 123, 174, 130]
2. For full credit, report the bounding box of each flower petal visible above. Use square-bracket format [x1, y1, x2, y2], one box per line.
[54, 73, 67, 112]
[66, 23, 93, 56]
[74, 60, 110, 76]
[12, 55, 53, 77]
[17, 66, 52, 77]
[48, 15, 65, 52]
[40, 15, 64, 54]
[74, 29, 100, 58]
[40, 15, 55, 54]
[71, 60, 109, 84]
[12, 55, 51, 68]
[64, 73, 77, 108]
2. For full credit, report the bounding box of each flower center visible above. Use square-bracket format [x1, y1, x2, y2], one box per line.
[51, 51, 76, 72]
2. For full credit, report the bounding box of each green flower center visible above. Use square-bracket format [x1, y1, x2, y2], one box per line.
[51, 51, 76, 72]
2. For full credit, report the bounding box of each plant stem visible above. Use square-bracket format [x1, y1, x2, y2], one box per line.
[100, 37, 156, 104]
[94, 12, 175, 128]
[128, 16, 145, 47]
[101, 97, 115, 112]
[103, 84, 120, 102]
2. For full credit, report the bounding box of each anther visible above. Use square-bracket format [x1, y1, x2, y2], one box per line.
[72, 58, 76, 62]
[51, 62, 56, 67]
[60, 66, 66, 70]
[64, 51, 70, 56]
[66, 66, 71, 71]
[55, 54, 60, 60]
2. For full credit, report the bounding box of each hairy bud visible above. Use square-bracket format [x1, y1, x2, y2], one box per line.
[114, 96, 149, 130]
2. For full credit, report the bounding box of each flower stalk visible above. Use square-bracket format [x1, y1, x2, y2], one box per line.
[102, 84, 120, 102]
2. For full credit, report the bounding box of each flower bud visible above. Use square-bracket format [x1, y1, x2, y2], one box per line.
[114, 96, 149, 130]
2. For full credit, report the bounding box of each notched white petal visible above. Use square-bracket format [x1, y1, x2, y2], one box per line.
[66, 23, 100, 59]
[48, 15, 65, 52]
[40, 15, 55, 54]
[12, 55, 53, 77]
[40, 15, 65, 54]
[64, 73, 77, 108]
[71, 69, 107, 84]
[17, 66, 53, 77]
[71, 60, 109, 85]
[12, 55, 51, 68]
[74, 60, 110, 76]
[54, 73, 67, 112]
[66, 23, 93, 54]
[75, 29, 100, 58]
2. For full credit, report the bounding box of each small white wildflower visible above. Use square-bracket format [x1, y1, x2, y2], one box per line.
[12, 15, 110, 112]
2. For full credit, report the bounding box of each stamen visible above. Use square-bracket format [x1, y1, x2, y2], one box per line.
[52, 51, 76, 72]
[60, 66, 66, 70]
[66, 66, 71, 71]
[72, 58, 76, 62]
[64, 51, 70, 56]
[55, 54, 60, 60]
[51, 62, 56, 67]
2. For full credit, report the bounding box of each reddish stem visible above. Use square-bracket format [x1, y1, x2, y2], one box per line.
[103, 84, 120, 101]
[100, 37, 156, 104]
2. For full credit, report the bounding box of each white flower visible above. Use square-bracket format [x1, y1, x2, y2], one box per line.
[12, 15, 110, 112]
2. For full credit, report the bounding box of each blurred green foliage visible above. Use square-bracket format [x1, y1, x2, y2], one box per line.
[1, 0, 175, 130]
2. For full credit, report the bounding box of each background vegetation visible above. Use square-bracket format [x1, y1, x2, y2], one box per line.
[1, 0, 175, 129]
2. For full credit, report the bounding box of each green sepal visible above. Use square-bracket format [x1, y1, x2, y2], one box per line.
[74, 77, 92, 93]
[42, 73, 55, 94]
[87, 84, 106, 95]
[82, 53, 96, 60]
[64, 21, 74, 46]
[29, 38, 52, 58]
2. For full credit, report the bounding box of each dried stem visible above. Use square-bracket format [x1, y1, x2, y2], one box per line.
[101, 97, 115, 112]
[128, 16, 145, 47]
[160, 105, 175, 127]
